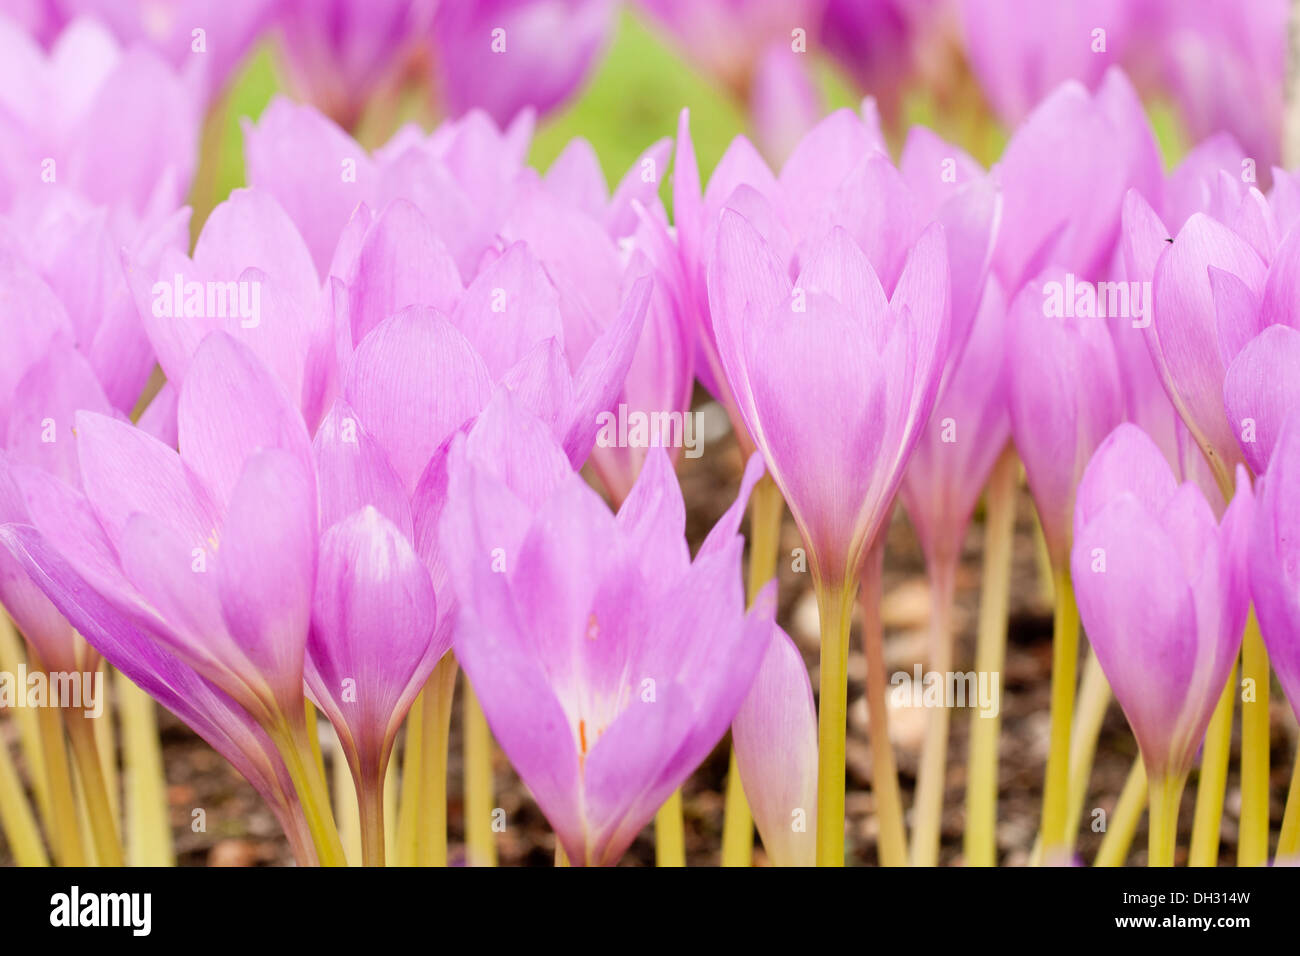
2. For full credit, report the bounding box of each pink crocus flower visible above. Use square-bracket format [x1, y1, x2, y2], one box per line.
[675, 106, 995, 461]
[1121, 189, 1272, 492]
[957, 0, 1139, 128]
[515, 143, 694, 505]
[0, 196, 186, 712]
[818, 0, 947, 129]
[132, 184, 654, 485]
[899, 278, 1009, 573]
[441, 402, 775, 866]
[958, 0, 1285, 179]
[430, 0, 615, 126]
[0, 490, 321, 862]
[1108, 133, 1254, 503]
[1, 189, 190, 414]
[48, 0, 276, 103]
[1224, 325, 1300, 476]
[242, 96, 534, 279]
[0, 15, 199, 215]
[731, 624, 817, 867]
[707, 209, 949, 589]
[275, 0, 437, 131]
[0, 336, 346, 861]
[2, 329, 472, 864]
[1007, 268, 1125, 570]
[1071, 423, 1253, 782]
[990, 68, 1162, 296]
[635, 0, 824, 98]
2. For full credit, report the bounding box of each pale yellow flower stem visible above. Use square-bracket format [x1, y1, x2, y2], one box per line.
[815, 577, 855, 866]
[860, 539, 908, 866]
[34, 696, 84, 866]
[1148, 772, 1188, 867]
[909, 556, 956, 866]
[333, 734, 362, 866]
[63, 707, 123, 867]
[721, 473, 784, 867]
[1062, 652, 1111, 853]
[1238, 611, 1270, 866]
[1276, 747, 1300, 860]
[1189, 660, 1237, 866]
[462, 674, 497, 866]
[1094, 758, 1148, 866]
[396, 653, 458, 866]
[116, 672, 174, 865]
[271, 708, 347, 867]
[963, 448, 1017, 867]
[1038, 569, 1080, 861]
[1029, 653, 1112, 866]
[654, 789, 686, 866]
[0, 616, 50, 834]
[93, 667, 119, 824]
[0, 721, 48, 865]
[395, 688, 425, 866]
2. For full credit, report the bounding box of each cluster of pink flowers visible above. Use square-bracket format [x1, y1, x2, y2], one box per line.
[0, 1, 1295, 870]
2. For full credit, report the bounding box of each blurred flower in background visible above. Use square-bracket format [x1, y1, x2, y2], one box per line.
[956, 0, 1286, 171]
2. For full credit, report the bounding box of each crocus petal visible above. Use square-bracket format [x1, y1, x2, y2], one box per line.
[544, 137, 607, 220]
[901, 279, 1009, 565]
[745, 291, 886, 580]
[614, 446, 689, 584]
[1073, 423, 1180, 543]
[136, 382, 179, 448]
[1149, 213, 1266, 479]
[500, 338, 575, 434]
[561, 277, 652, 468]
[1224, 325, 1300, 475]
[242, 97, 376, 275]
[818, 153, 923, 295]
[0, 519, 306, 846]
[313, 399, 413, 540]
[750, 41, 822, 169]
[344, 306, 493, 491]
[1009, 271, 1124, 566]
[0, 251, 73, 424]
[605, 137, 671, 238]
[192, 189, 318, 306]
[1250, 416, 1300, 720]
[5, 347, 114, 487]
[452, 241, 565, 379]
[779, 108, 885, 241]
[1260, 222, 1300, 330]
[732, 624, 817, 866]
[707, 207, 794, 446]
[216, 449, 318, 714]
[76, 410, 221, 550]
[178, 331, 314, 506]
[1209, 265, 1264, 368]
[1072, 496, 1200, 776]
[346, 199, 463, 344]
